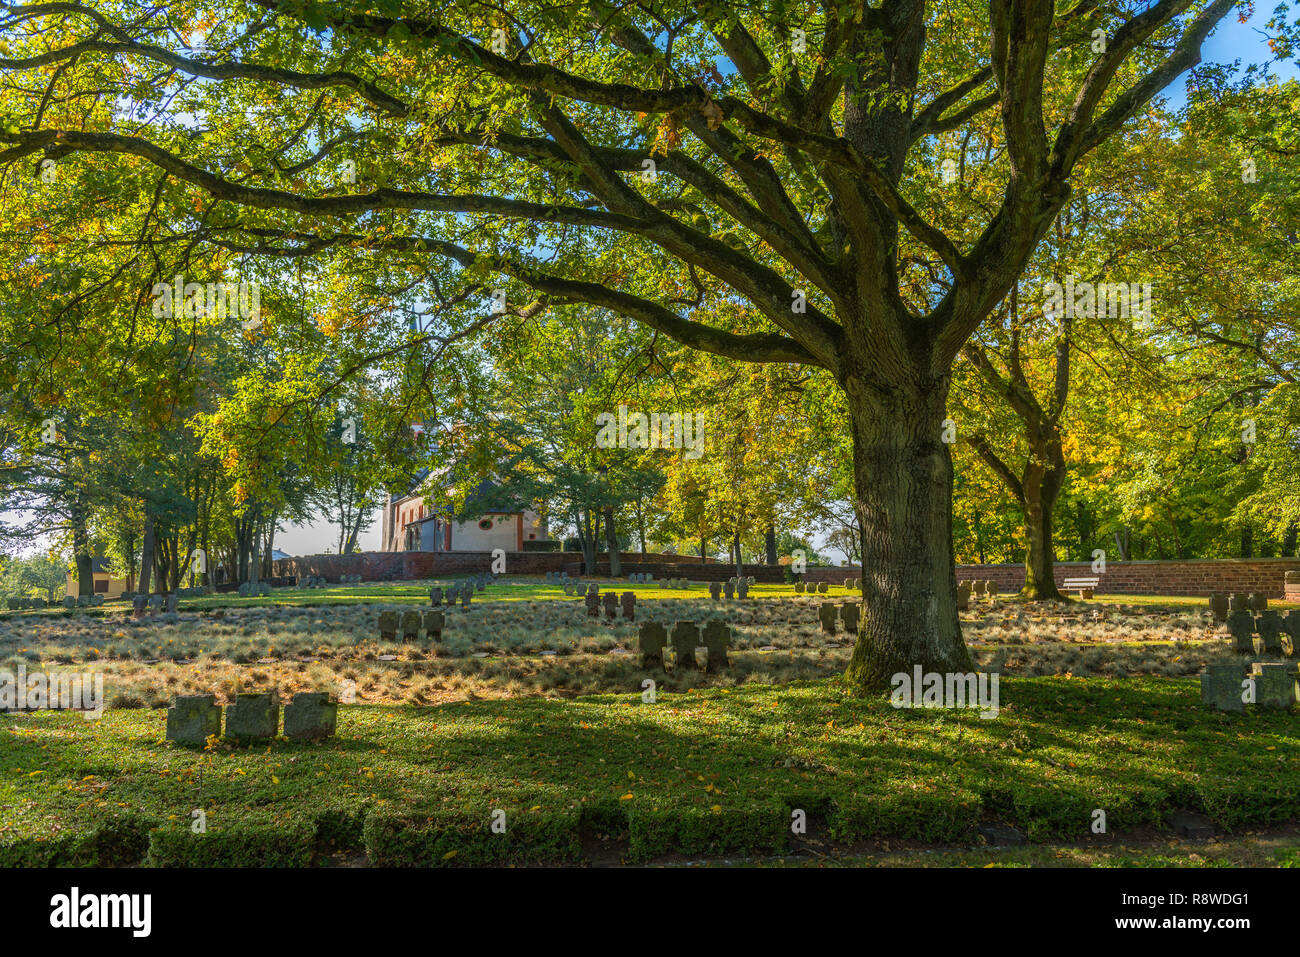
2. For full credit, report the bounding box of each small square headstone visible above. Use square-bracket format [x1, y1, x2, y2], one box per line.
[166, 694, 221, 746]
[225, 692, 280, 745]
[283, 692, 337, 741]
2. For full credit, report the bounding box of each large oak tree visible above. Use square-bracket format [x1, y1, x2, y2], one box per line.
[0, 0, 1239, 690]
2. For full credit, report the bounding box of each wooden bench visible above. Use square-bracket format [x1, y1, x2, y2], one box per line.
[1061, 577, 1099, 598]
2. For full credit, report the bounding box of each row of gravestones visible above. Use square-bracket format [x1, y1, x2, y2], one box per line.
[794, 582, 830, 594]
[707, 579, 753, 599]
[545, 571, 571, 583]
[237, 582, 273, 597]
[584, 591, 636, 620]
[429, 582, 482, 607]
[658, 578, 690, 590]
[132, 594, 179, 616]
[843, 578, 861, 590]
[378, 610, 446, 641]
[6, 596, 55, 609]
[817, 602, 861, 634]
[563, 582, 600, 597]
[341, 574, 362, 585]
[297, 575, 328, 588]
[63, 595, 107, 608]
[638, 620, 731, 672]
[1201, 661, 1299, 711]
[166, 692, 337, 746]
[628, 573, 654, 583]
[1221, 608, 1300, 656]
[1209, 592, 1270, 622]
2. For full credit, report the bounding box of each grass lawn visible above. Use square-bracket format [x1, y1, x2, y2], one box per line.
[2, 675, 1297, 867]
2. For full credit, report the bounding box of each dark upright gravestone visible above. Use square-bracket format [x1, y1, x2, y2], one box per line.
[166, 694, 222, 746]
[817, 581, 829, 594]
[708, 582, 721, 600]
[1209, 593, 1229, 623]
[620, 592, 636, 620]
[702, 620, 730, 673]
[840, 602, 860, 634]
[736, 579, 749, 599]
[378, 610, 399, 641]
[132, 595, 148, 618]
[429, 586, 443, 607]
[1256, 611, 1284, 655]
[1226, 610, 1256, 655]
[226, 692, 280, 744]
[956, 582, 971, 612]
[1250, 592, 1268, 612]
[460, 588, 472, 609]
[723, 580, 735, 600]
[424, 610, 444, 640]
[602, 591, 618, 619]
[165, 593, 178, 614]
[794, 582, 805, 594]
[818, 603, 839, 634]
[1228, 593, 1249, 612]
[585, 591, 600, 618]
[1283, 611, 1300, 657]
[671, 621, 700, 670]
[639, 622, 667, 669]
[400, 610, 422, 642]
[283, 692, 338, 741]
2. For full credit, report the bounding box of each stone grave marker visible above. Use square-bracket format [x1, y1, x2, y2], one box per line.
[1228, 593, 1249, 612]
[602, 592, 618, 619]
[226, 692, 280, 745]
[424, 610, 444, 640]
[639, 622, 667, 669]
[737, 579, 749, 599]
[723, 580, 735, 600]
[1249, 592, 1267, 612]
[794, 582, 805, 594]
[702, 620, 730, 673]
[166, 593, 178, 614]
[563, 581, 575, 596]
[460, 588, 472, 609]
[671, 621, 700, 670]
[1226, 610, 1256, 655]
[1251, 663, 1297, 710]
[956, 582, 971, 611]
[400, 610, 422, 642]
[148, 594, 163, 614]
[1257, 610, 1284, 655]
[284, 692, 338, 741]
[1283, 611, 1300, 656]
[166, 694, 222, 746]
[378, 610, 399, 641]
[429, 586, 443, 607]
[1200, 663, 1249, 712]
[61, 595, 75, 609]
[1209, 593, 1229, 623]
[585, 591, 600, 618]
[620, 592, 636, 621]
[840, 602, 860, 634]
[818, 603, 839, 634]
[132, 595, 147, 618]
[708, 582, 721, 600]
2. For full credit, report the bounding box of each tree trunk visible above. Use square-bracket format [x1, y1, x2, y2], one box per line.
[602, 505, 621, 577]
[138, 510, 156, 597]
[841, 382, 973, 694]
[732, 530, 742, 579]
[765, 524, 777, 565]
[1020, 460, 1065, 600]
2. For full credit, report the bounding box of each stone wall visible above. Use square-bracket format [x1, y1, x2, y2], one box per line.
[812, 558, 1300, 598]
[272, 551, 717, 582]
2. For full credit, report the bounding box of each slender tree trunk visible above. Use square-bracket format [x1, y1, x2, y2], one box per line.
[765, 523, 777, 565]
[1021, 459, 1066, 600]
[732, 530, 742, 579]
[841, 382, 973, 693]
[602, 505, 621, 577]
[138, 510, 156, 598]
[72, 498, 94, 598]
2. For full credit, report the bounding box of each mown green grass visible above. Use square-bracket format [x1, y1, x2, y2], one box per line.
[1, 676, 1296, 866]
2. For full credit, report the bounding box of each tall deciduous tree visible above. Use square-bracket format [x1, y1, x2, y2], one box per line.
[0, 0, 1239, 690]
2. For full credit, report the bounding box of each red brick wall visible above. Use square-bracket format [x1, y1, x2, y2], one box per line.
[272, 553, 1300, 596]
[272, 551, 713, 582]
